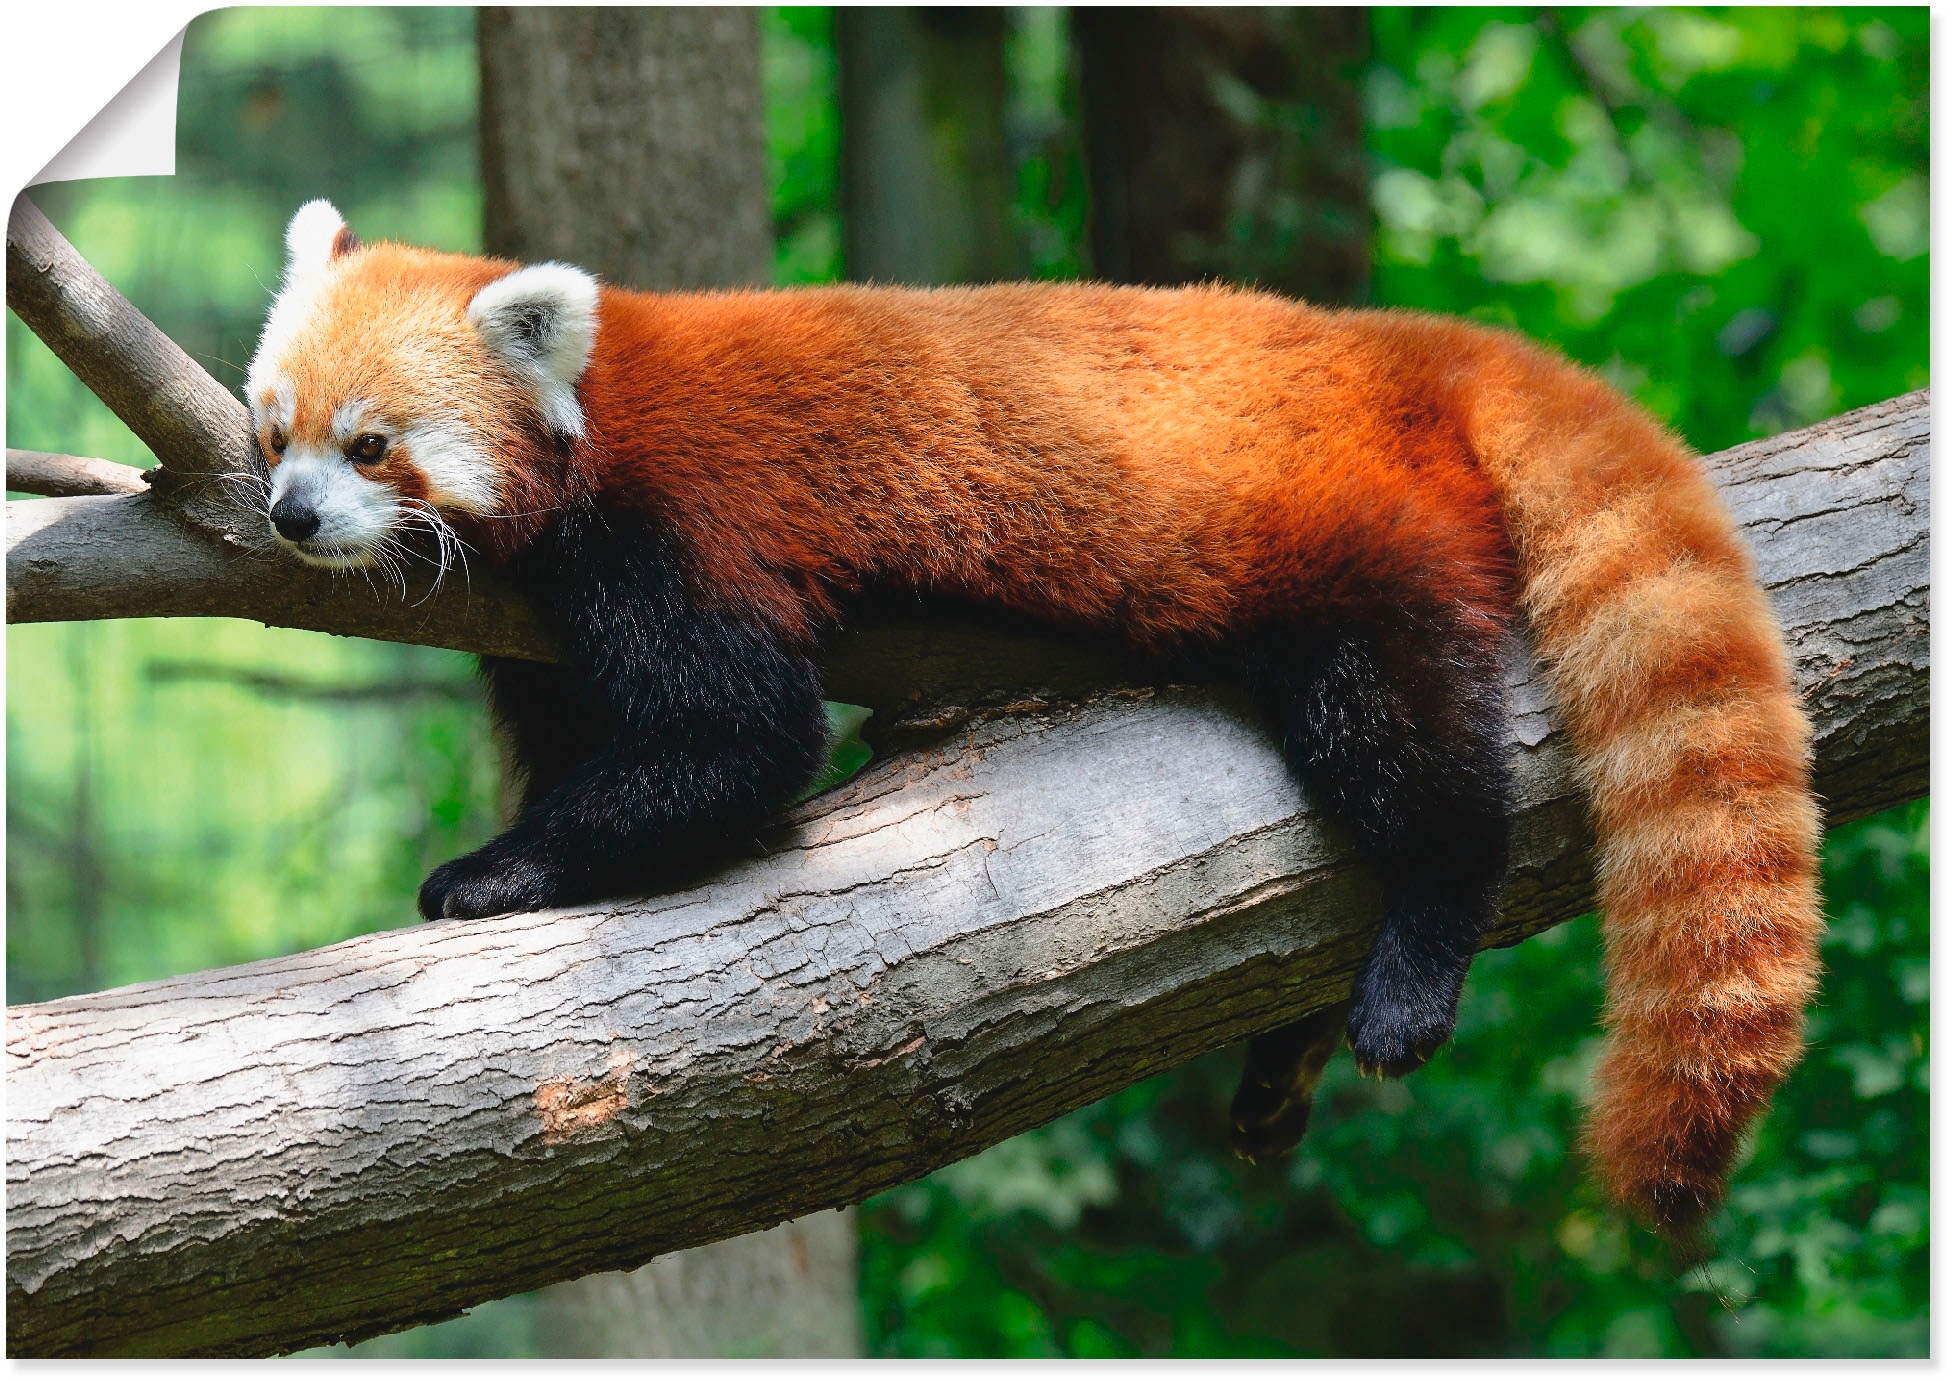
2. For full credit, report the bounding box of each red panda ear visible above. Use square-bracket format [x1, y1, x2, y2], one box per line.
[467, 263, 600, 438]
[283, 199, 358, 280]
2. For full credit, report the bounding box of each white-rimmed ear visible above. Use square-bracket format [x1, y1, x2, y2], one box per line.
[248, 201, 359, 399]
[468, 262, 600, 438]
[283, 199, 359, 280]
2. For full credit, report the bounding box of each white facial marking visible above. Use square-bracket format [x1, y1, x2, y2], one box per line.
[268, 445, 398, 568]
[261, 378, 296, 433]
[467, 262, 599, 438]
[249, 379, 297, 435]
[331, 398, 381, 444]
[245, 201, 348, 405]
[400, 416, 501, 514]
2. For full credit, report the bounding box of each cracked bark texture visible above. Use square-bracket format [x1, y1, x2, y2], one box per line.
[4, 391, 1928, 1357]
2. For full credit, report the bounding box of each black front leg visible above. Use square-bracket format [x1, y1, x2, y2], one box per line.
[420, 506, 831, 920]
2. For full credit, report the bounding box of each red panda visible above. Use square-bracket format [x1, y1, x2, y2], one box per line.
[246, 199, 1822, 1237]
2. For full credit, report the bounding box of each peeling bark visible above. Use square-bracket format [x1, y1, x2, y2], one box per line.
[4, 391, 1928, 1357]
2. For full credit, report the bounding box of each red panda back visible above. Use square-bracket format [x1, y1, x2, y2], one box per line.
[571, 283, 1514, 650]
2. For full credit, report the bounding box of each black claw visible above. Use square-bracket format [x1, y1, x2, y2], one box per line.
[1227, 1087, 1314, 1162]
[417, 847, 563, 921]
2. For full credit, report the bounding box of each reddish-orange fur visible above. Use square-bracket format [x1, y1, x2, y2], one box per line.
[272, 239, 1824, 1229]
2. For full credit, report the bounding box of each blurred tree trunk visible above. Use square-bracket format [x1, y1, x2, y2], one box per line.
[1073, 7, 1372, 304]
[838, 8, 1012, 284]
[477, 7, 862, 1358]
[533, 1211, 861, 1358]
[479, 6, 770, 289]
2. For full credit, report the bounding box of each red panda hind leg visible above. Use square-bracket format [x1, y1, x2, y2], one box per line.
[1229, 586, 1515, 1158]
[417, 502, 831, 920]
[1229, 999, 1352, 1160]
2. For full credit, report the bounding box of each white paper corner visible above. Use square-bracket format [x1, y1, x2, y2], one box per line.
[29, 25, 187, 188]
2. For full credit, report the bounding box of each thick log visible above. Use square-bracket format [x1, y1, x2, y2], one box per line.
[4, 390, 1928, 1357]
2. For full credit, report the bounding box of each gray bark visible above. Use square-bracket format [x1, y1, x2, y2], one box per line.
[6, 490, 551, 660]
[6, 449, 147, 498]
[838, 8, 1013, 285]
[4, 390, 1928, 1357]
[479, 7, 770, 289]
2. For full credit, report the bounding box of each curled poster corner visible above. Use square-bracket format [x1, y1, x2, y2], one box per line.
[31, 26, 185, 187]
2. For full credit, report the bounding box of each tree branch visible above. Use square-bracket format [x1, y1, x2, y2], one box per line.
[6, 490, 554, 660]
[5, 449, 148, 498]
[4, 390, 1928, 1357]
[6, 198, 257, 526]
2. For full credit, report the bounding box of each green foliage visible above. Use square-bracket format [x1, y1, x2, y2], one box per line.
[1005, 8, 1091, 280]
[1364, 7, 1927, 449]
[802, 702, 875, 799]
[5, 622, 500, 1002]
[765, 6, 843, 285]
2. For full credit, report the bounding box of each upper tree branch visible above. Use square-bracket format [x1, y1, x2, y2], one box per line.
[4, 389, 1928, 1357]
[6, 198, 254, 522]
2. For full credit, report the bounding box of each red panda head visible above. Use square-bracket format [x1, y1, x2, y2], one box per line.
[245, 200, 598, 569]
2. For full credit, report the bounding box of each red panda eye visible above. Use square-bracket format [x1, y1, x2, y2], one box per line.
[348, 433, 388, 464]
[267, 427, 288, 456]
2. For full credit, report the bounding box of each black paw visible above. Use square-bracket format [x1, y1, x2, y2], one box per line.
[418, 846, 562, 921]
[1345, 982, 1457, 1080]
[1229, 1075, 1314, 1164]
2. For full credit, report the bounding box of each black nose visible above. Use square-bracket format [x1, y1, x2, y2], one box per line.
[270, 499, 320, 542]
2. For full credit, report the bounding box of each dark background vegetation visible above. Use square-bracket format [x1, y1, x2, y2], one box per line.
[5, 5, 1927, 1358]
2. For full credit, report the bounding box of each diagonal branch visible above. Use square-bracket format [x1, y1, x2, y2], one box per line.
[3, 389, 1928, 1357]
[6, 198, 255, 524]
